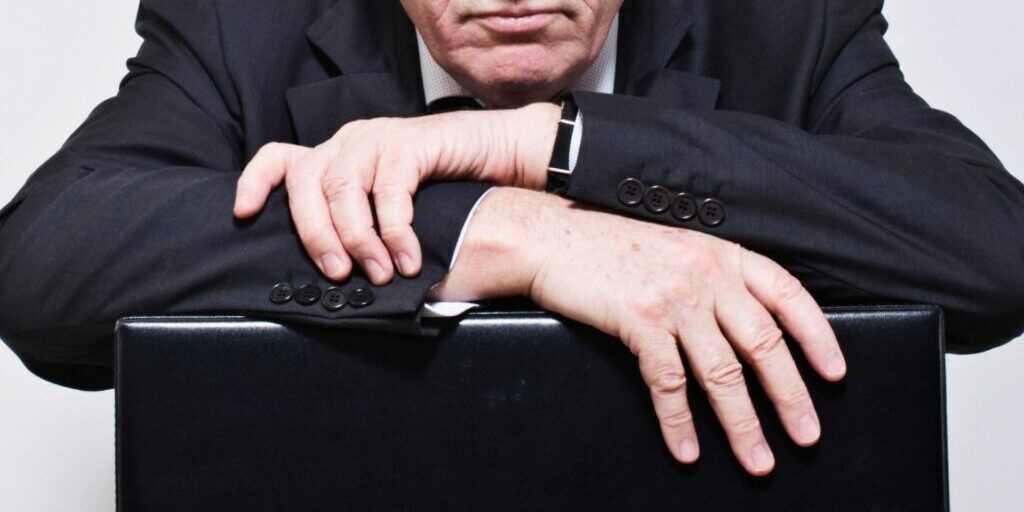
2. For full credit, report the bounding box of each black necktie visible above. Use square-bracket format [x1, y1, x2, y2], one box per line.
[427, 96, 483, 114]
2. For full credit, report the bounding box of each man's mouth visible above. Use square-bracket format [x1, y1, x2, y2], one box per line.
[473, 9, 564, 34]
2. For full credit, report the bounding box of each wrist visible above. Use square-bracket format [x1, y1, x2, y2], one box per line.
[426, 186, 569, 301]
[510, 102, 561, 190]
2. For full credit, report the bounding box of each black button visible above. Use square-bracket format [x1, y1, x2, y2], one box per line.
[295, 284, 322, 306]
[321, 287, 347, 311]
[670, 192, 698, 221]
[617, 178, 645, 206]
[698, 198, 726, 227]
[269, 283, 294, 304]
[643, 186, 672, 214]
[348, 287, 375, 308]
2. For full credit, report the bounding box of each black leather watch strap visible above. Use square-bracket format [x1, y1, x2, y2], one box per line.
[545, 94, 580, 195]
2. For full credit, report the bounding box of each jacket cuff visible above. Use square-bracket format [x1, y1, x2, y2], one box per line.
[412, 180, 498, 268]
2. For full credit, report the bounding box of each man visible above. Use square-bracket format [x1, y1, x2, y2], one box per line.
[0, 0, 1021, 478]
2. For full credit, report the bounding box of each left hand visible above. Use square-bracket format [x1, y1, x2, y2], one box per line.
[233, 102, 560, 285]
[429, 187, 847, 475]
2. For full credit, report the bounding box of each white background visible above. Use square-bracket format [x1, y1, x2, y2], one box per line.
[1, 1, 1022, 510]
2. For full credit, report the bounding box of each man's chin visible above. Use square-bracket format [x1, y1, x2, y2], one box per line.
[448, 47, 584, 105]
[456, 66, 575, 107]
[477, 78, 565, 107]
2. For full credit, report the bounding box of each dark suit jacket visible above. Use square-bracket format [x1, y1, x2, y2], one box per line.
[1, 0, 1022, 390]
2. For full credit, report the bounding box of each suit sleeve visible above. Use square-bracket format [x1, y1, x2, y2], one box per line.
[0, 0, 493, 390]
[564, 4, 1024, 353]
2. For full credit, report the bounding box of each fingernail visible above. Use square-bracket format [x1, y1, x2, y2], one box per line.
[363, 259, 384, 282]
[680, 437, 699, 462]
[320, 253, 344, 278]
[826, 352, 847, 378]
[751, 443, 774, 473]
[398, 252, 415, 276]
[798, 414, 820, 443]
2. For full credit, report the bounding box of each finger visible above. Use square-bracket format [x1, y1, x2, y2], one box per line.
[372, 153, 423, 278]
[626, 326, 700, 464]
[716, 285, 820, 447]
[678, 310, 775, 476]
[740, 250, 847, 381]
[235, 143, 302, 218]
[285, 146, 353, 282]
[324, 153, 395, 285]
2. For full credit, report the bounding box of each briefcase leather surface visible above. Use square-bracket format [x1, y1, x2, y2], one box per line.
[116, 306, 947, 511]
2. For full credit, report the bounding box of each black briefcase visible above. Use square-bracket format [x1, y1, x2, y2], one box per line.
[115, 306, 947, 511]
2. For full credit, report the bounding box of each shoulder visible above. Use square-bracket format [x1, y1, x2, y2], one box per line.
[135, 0, 334, 45]
[213, 0, 335, 37]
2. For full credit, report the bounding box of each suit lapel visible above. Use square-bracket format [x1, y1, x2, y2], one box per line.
[286, 1, 425, 146]
[618, 0, 720, 110]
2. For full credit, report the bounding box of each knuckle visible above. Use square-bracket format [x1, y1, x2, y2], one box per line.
[339, 229, 378, 253]
[746, 323, 786, 362]
[665, 279, 702, 311]
[626, 294, 674, 325]
[774, 271, 805, 304]
[377, 223, 410, 243]
[704, 360, 746, 391]
[731, 416, 763, 437]
[659, 407, 695, 430]
[338, 119, 366, 136]
[777, 386, 813, 411]
[257, 141, 286, 157]
[375, 150, 401, 173]
[649, 367, 688, 395]
[677, 238, 721, 273]
[373, 181, 407, 201]
[322, 175, 357, 203]
[377, 149, 420, 182]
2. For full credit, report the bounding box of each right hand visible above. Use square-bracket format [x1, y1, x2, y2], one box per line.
[434, 189, 847, 476]
[232, 104, 558, 285]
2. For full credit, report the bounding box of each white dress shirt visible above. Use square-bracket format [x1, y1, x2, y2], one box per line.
[419, 15, 619, 317]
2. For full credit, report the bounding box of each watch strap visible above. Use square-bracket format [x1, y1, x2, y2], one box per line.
[545, 94, 580, 194]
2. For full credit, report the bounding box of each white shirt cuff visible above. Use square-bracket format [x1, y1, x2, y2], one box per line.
[568, 110, 584, 172]
[421, 186, 495, 318]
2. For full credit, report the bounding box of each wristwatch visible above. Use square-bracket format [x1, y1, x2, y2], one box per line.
[545, 93, 580, 195]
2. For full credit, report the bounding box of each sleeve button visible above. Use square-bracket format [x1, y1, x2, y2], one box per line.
[321, 287, 348, 311]
[295, 284, 322, 306]
[616, 178, 645, 206]
[269, 283, 294, 304]
[670, 192, 698, 221]
[348, 287, 375, 308]
[643, 185, 672, 214]
[698, 198, 726, 227]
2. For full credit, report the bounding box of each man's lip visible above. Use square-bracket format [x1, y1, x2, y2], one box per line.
[472, 10, 564, 34]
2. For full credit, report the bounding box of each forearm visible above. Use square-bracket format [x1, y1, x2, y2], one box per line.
[569, 91, 1024, 350]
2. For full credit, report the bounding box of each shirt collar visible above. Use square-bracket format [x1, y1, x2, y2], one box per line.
[416, 14, 619, 107]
